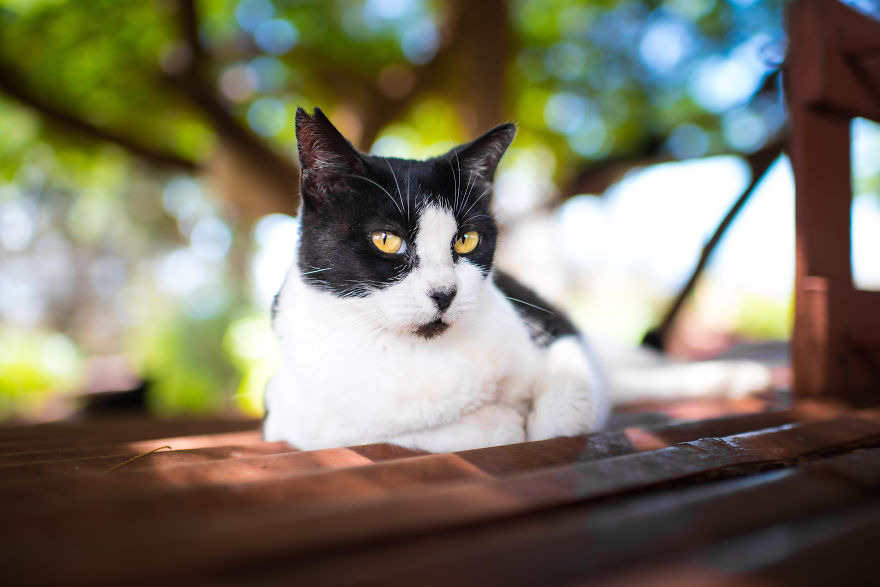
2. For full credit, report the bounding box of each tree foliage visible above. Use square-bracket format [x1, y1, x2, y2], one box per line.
[0, 0, 791, 419]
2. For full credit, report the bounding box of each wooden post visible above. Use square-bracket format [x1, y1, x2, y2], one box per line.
[787, 0, 880, 403]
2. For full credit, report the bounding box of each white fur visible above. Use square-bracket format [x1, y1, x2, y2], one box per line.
[370, 206, 479, 332]
[264, 207, 773, 453]
[264, 208, 609, 452]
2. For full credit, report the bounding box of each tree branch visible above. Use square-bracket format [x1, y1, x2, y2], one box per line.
[0, 61, 198, 171]
[167, 0, 300, 212]
[177, 0, 207, 69]
[562, 134, 668, 198]
[641, 133, 787, 351]
[560, 70, 784, 202]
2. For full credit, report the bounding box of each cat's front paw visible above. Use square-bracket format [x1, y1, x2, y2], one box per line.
[386, 403, 525, 452]
[527, 336, 607, 441]
[453, 403, 526, 448]
[527, 389, 601, 441]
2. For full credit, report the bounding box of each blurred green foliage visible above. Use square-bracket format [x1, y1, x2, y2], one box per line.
[0, 0, 797, 420]
[0, 328, 81, 420]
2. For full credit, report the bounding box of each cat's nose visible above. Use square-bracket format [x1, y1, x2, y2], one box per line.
[428, 288, 456, 312]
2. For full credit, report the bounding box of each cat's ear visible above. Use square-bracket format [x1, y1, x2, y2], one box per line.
[444, 123, 516, 183]
[295, 107, 364, 207]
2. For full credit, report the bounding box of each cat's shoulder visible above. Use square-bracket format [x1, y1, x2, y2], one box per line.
[491, 269, 579, 347]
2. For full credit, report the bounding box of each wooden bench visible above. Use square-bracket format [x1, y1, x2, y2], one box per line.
[3, 397, 880, 585]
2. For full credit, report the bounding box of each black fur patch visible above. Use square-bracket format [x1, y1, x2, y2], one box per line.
[414, 318, 450, 339]
[492, 270, 578, 347]
[294, 108, 514, 298]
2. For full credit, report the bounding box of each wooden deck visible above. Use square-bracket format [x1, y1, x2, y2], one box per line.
[3, 397, 880, 586]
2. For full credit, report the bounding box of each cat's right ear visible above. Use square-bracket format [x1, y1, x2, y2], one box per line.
[295, 107, 364, 208]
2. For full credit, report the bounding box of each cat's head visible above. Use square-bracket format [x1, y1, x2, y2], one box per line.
[293, 107, 515, 339]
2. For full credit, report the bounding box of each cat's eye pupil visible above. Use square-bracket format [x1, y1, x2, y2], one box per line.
[453, 231, 479, 254]
[371, 230, 404, 254]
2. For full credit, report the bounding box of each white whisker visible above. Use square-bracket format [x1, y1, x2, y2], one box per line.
[447, 155, 460, 214]
[453, 145, 463, 214]
[462, 170, 477, 206]
[405, 170, 411, 222]
[460, 183, 493, 220]
[350, 174, 404, 216]
[504, 296, 555, 315]
[385, 159, 407, 219]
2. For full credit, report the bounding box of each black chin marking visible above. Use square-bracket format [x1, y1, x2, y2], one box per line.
[414, 318, 449, 339]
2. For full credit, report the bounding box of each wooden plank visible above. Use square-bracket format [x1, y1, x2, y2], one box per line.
[0, 443, 424, 503]
[4, 408, 880, 585]
[587, 499, 880, 587]
[0, 442, 294, 480]
[715, 507, 880, 586]
[0, 407, 820, 513]
[232, 450, 880, 587]
[0, 430, 266, 465]
[0, 415, 259, 449]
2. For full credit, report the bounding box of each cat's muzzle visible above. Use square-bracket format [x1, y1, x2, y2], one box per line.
[414, 318, 450, 339]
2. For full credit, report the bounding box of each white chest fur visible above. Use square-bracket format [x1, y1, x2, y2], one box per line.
[264, 265, 550, 450]
[264, 206, 609, 452]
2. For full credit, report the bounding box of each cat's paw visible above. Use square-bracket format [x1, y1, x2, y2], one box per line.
[527, 387, 601, 441]
[458, 403, 526, 447]
[527, 336, 607, 441]
[386, 403, 525, 452]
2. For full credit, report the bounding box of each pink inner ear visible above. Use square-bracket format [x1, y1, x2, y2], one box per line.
[295, 107, 364, 175]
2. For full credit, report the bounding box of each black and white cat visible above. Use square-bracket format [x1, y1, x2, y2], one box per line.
[263, 108, 771, 452]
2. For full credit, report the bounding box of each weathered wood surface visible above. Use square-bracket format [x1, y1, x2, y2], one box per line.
[231, 450, 880, 587]
[2, 399, 880, 586]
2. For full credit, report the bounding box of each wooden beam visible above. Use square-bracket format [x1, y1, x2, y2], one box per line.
[787, 0, 880, 402]
[789, 0, 880, 122]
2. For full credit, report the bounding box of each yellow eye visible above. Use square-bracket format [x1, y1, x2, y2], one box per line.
[371, 230, 405, 254]
[453, 231, 479, 254]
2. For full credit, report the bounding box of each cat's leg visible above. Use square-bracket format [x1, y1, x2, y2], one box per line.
[526, 336, 609, 441]
[262, 364, 299, 443]
[385, 403, 526, 453]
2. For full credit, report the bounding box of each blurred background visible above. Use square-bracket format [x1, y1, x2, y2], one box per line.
[1, 0, 879, 423]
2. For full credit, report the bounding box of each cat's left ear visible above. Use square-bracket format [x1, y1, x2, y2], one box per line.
[443, 123, 516, 183]
[295, 107, 365, 208]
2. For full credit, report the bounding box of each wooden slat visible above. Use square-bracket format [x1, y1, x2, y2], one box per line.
[0, 415, 259, 449]
[233, 449, 880, 587]
[0, 443, 424, 507]
[588, 499, 880, 587]
[713, 507, 880, 586]
[0, 430, 266, 465]
[5, 408, 880, 585]
[0, 442, 293, 480]
[0, 407, 821, 515]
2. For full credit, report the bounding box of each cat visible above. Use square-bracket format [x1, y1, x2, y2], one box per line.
[263, 107, 773, 453]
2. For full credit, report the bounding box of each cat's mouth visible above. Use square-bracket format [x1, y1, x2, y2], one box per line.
[414, 318, 449, 339]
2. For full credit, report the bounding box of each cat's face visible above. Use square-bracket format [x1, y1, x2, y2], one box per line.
[294, 108, 515, 338]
